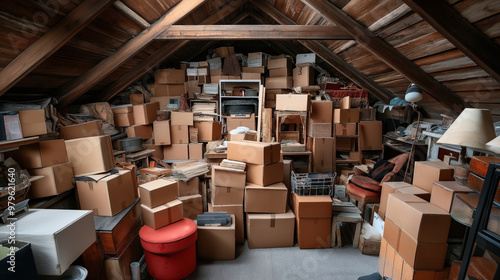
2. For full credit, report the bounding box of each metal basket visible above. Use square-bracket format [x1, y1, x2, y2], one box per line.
[291, 171, 336, 197]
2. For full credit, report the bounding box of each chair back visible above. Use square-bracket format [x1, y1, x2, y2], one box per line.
[388, 153, 410, 173]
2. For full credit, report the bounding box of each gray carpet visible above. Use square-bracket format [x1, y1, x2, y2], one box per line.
[186, 242, 380, 280]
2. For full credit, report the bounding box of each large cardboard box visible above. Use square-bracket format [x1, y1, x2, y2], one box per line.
[334, 123, 357, 136]
[293, 193, 332, 218]
[383, 217, 401, 250]
[276, 94, 311, 111]
[196, 215, 235, 260]
[59, 120, 103, 140]
[149, 84, 185, 96]
[310, 100, 333, 123]
[395, 186, 430, 201]
[141, 199, 183, 230]
[386, 194, 451, 243]
[171, 125, 189, 144]
[268, 57, 292, 69]
[65, 135, 114, 176]
[266, 76, 293, 89]
[0, 209, 95, 276]
[133, 102, 159, 125]
[307, 123, 332, 138]
[28, 162, 74, 199]
[171, 111, 194, 126]
[5, 139, 67, 169]
[18, 109, 47, 137]
[179, 194, 202, 219]
[430, 181, 473, 212]
[150, 96, 180, 110]
[311, 137, 333, 172]
[379, 238, 388, 276]
[111, 105, 133, 114]
[241, 72, 261, 80]
[293, 65, 314, 87]
[212, 166, 246, 188]
[163, 144, 189, 160]
[139, 178, 178, 208]
[76, 170, 136, 216]
[242, 66, 265, 73]
[334, 109, 360, 123]
[126, 125, 153, 139]
[380, 182, 421, 219]
[269, 67, 292, 77]
[359, 121, 383, 150]
[211, 180, 245, 205]
[244, 182, 288, 213]
[114, 112, 134, 127]
[178, 177, 199, 197]
[398, 227, 448, 270]
[384, 238, 396, 279]
[155, 69, 185, 84]
[209, 203, 244, 244]
[189, 143, 204, 159]
[296, 217, 331, 249]
[153, 120, 171, 145]
[246, 210, 295, 248]
[227, 140, 281, 165]
[194, 121, 222, 142]
[412, 161, 454, 192]
[226, 113, 256, 131]
[246, 162, 283, 186]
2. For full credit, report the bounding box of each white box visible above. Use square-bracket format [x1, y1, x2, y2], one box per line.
[187, 68, 198, 76]
[296, 53, 316, 64]
[0, 209, 96, 275]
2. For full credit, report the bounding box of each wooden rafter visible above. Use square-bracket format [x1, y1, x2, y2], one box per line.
[250, 0, 393, 103]
[100, 0, 247, 101]
[302, 0, 470, 114]
[0, 0, 115, 96]
[55, 0, 207, 107]
[113, 1, 150, 28]
[157, 25, 353, 40]
[402, 0, 500, 83]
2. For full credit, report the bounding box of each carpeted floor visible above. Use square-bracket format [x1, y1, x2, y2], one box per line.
[186, 242, 380, 280]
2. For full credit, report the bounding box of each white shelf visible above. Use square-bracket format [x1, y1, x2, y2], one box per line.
[221, 96, 259, 99]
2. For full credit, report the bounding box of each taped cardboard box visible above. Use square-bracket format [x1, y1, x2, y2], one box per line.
[171, 125, 189, 144]
[163, 144, 189, 160]
[153, 120, 171, 145]
[155, 69, 185, 84]
[178, 177, 199, 197]
[430, 181, 473, 212]
[226, 113, 256, 132]
[65, 135, 115, 176]
[28, 162, 74, 199]
[5, 139, 67, 169]
[212, 166, 246, 188]
[189, 143, 204, 160]
[211, 179, 245, 206]
[171, 111, 194, 126]
[133, 102, 160, 125]
[333, 109, 360, 123]
[209, 203, 244, 244]
[245, 182, 288, 213]
[18, 109, 47, 137]
[293, 65, 314, 87]
[139, 178, 178, 208]
[412, 161, 454, 192]
[114, 112, 134, 127]
[246, 161, 284, 186]
[60, 120, 103, 140]
[227, 140, 281, 165]
[292, 193, 332, 218]
[310, 100, 333, 123]
[141, 199, 183, 230]
[179, 194, 202, 219]
[276, 94, 311, 111]
[247, 210, 295, 249]
[76, 170, 136, 216]
[196, 215, 235, 260]
[194, 121, 222, 142]
[398, 226, 448, 270]
[126, 125, 153, 139]
[359, 121, 383, 150]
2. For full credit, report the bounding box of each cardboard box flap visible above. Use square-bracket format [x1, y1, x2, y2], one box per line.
[213, 166, 246, 174]
[140, 178, 177, 191]
[245, 182, 287, 191]
[76, 169, 128, 182]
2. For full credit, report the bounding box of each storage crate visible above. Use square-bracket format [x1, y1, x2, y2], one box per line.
[291, 171, 335, 197]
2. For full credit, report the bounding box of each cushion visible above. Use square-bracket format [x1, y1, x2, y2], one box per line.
[350, 175, 382, 192]
[368, 160, 395, 182]
[347, 183, 381, 203]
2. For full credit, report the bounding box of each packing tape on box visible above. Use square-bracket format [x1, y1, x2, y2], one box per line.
[270, 214, 276, 228]
[88, 182, 94, 191]
[93, 208, 99, 215]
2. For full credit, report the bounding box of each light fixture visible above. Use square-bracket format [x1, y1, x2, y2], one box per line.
[403, 83, 423, 182]
[404, 83, 423, 103]
[486, 135, 500, 154]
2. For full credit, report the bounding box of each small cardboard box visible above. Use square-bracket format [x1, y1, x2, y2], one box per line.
[65, 135, 115, 176]
[76, 170, 136, 216]
[114, 112, 134, 127]
[245, 182, 288, 213]
[269, 67, 292, 77]
[5, 139, 67, 169]
[211, 180, 245, 205]
[242, 66, 265, 73]
[241, 72, 262, 80]
[359, 121, 383, 150]
[59, 120, 103, 140]
[18, 109, 47, 137]
[246, 161, 284, 186]
[153, 120, 171, 145]
[398, 228, 448, 270]
[209, 203, 244, 244]
[178, 177, 199, 197]
[133, 102, 160, 125]
[334, 123, 357, 136]
[149, 84, 185, 96]
[292, 193, 332, 218]
[226, 113, 256, 132]
[141, 199, 183, 229]
[179, 194, 202, 219]
[196, 215, 235, 260]
[155, 69, 185, 84]
[129, 93, 144, 105]
[126, 125, 152, 139]
[111, 105, 133, 114]
[189, 127, 198, 143]
[307, 123, 332, 138]
[194, 121, 222, 142]
[139, 178, 178, 208]
[212, 166, 246, 188]
[268, 57, 292, 69]
[188, 143, 204, 159]
[276, 94, 311, 111]
[413, 161, 454, 192]
[311, 138, 333, 173]
[163, 144, 189, 160]
[246, 210, 295, 249]
[296, 217, 331, 249]
[266, 77, 293, 89]
[171, 111, 194, 126]
[333, 109, 360, 123]
[293, 65, 314, 87]
[28, 162, 74, 199]
[227, 140, 281, 165]
[171, 125, 189, 144]
[310, 100, 333, 123]
[379, 182, 419, 219]
[430, 181, 473, 212]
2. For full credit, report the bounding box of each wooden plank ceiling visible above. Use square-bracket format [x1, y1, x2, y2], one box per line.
[0, 0, 499, 119]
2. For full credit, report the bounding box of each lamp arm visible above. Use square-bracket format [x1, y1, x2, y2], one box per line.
[403, 106, 421, 183]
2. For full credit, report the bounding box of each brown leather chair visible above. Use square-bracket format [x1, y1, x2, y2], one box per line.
[347, 153, 410, 216]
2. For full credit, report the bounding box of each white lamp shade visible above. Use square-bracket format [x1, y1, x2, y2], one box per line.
[486, 135, 500, 154]
[436, 108, 496, 150]
[405, 83, 423, 103]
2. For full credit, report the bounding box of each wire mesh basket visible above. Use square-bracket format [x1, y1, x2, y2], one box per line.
[292, 171, 336, 197]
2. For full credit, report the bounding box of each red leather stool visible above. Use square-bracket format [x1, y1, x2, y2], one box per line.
[139, 218, 197, 280]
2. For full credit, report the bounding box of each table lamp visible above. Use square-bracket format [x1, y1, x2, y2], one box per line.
[486, 135, 500, 154]
[436, 108, 496, 184]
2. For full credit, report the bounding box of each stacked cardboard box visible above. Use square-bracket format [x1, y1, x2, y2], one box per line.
[139, 178, 183, 229]
[379, 182, 431, 220]
[150, 69, 186, 98]
[293, 193, 332, 249]
[412, 161, 455, 192]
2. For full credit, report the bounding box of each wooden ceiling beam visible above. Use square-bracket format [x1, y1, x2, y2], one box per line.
[157, 25, 353, 40]
[302, 0, 470, 114]
[402, 0, 500, 83]
[0, 0, 115, 97]
[113, 1, 150, 29]
[100, 0, 247, 101]
[250, 0, 393, 103]
[56, 0, 207, 107]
